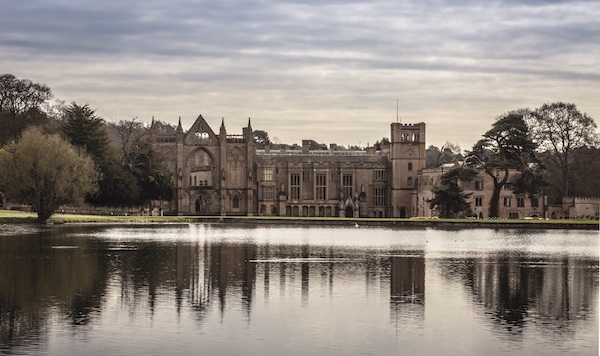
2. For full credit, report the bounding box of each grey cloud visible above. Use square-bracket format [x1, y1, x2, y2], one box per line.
[1, 0, 598, 149]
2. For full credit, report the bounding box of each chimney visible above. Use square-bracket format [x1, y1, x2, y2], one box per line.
[302, 140, 310, 154]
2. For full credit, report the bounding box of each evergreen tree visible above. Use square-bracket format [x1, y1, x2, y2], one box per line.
[127, 138, 173, 205]
[428, 167, 476, 218]
[61, 103, 139, 207]
[466, 111, 542, 218]
[61, 103, 111, 162]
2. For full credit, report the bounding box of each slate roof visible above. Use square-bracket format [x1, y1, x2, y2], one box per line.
[256, 153, 389, 165]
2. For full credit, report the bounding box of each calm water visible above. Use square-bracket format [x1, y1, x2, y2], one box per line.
[0, 224, 598, 355]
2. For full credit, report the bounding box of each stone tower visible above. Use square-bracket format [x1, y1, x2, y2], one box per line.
[390, 122, 426, 218]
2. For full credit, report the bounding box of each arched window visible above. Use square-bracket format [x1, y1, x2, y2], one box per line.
[408, 162, 413, 171]
[232, 196, 239, 209]
[407, 177, 413, 187]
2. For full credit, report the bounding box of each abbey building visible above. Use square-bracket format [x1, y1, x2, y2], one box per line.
[153, 114, 588, 219]
[153, 115, 425, 218]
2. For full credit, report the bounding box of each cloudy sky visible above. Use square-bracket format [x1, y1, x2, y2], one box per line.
[2, 0, 599, 149]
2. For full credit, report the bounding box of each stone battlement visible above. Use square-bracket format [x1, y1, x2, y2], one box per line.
[563, 197, 600, 203]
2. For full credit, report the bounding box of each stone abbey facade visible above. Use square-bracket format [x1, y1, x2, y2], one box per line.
[152, 115, 597, 219]
[153, 115, 425, 218]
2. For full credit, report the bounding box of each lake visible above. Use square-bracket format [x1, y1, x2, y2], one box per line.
[0, 223, 598, 355]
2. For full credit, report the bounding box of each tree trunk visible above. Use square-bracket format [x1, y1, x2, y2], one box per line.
[562, 154, 570, 197]
[488, 167, 509, 218]
[489, 184, 501, 218]
[34, 195, 56, 223]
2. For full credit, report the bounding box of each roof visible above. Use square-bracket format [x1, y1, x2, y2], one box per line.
[256, 153, 389, 165]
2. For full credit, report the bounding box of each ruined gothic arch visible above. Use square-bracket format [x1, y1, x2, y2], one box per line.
[186, 147, 217, 188]
[185, 147, 217, 171]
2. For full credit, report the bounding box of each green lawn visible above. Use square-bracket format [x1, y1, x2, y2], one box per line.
[0, 209, 597, 227]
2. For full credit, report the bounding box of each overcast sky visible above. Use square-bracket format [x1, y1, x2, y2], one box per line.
[2, 0, 599, 150]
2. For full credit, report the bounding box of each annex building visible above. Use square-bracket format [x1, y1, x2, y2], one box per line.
[152, 115, 596, 219]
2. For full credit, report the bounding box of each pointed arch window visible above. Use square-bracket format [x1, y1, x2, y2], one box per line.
[232, 196, 240, 209]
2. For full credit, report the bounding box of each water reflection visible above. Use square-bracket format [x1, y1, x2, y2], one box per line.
[439, 255, 598, 337]
[0, 225, 597, 355]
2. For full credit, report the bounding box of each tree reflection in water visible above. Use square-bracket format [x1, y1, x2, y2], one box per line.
[438, 255, 598, 337]
[0, 224, 597, 355]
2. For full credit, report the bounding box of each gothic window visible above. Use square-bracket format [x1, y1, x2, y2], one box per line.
[373, 169, 386, 181]
[342, 174, 353, 198]
[504, 197, 511, 207]
[232, 196, 240, 209]
[531, 196, 539, 208]
[407, 177, 413, 187]
[189, 149, 213, 171]
[290, 173, 301, 200]
[373, 187, 385, 206]
[475, 180, 484, 191]
[315, 174, 327, 200]
[263, 186, 273, 200]
[475, 197, 483, 207]
[517, 196, 525, 207]
[408, 162, 413, 171]
[193, 131, 210, 144]
[263, 168, 273, 181]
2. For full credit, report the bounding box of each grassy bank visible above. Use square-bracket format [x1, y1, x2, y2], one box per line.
[0, 209, 598, 229]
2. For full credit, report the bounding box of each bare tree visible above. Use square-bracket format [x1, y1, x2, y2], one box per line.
[530, 102, 599, 197]
[0, 74, 52, 114]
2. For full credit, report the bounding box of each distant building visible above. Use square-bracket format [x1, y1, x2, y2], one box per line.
[152, 115, 598, 219]
[548, 197, 600, 220]
[418, 165, 546, 219]
[153, 115, 424, 217]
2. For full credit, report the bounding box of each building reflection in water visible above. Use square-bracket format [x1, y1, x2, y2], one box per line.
[389, 255, 426, 329]
[390, 255, 425, 305]
[0, 226, 597, 355]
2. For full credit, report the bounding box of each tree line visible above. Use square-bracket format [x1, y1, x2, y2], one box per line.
[427, 105, 599, 218]
[0, 74, 173, 222]
[0, 73, 598, 221]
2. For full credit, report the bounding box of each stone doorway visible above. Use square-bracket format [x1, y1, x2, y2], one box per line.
[399, 207, 407, 218]
[345, 206, 354, 218]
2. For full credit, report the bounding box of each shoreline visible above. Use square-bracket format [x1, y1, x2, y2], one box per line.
[195, 216, 599, 230]
[1, 210, 597, 230]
